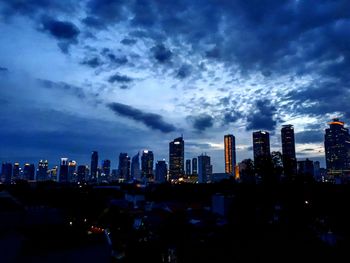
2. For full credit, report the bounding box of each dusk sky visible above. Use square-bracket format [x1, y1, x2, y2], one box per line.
[1, 0, 350, 171]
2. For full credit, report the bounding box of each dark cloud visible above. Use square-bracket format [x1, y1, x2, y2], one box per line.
[81, 57, 102, 68]
[39, 79, 86, 99]
[151, 44, 172, 63]
[0, 67, 8, 72]
[120, 38, 137, 45]
[108, 73, 133, 83]
[223, 111, 242, 124]
[85, 0, 127, 25]
[107, 102, 176, 133]
[295, 130, 324, 144]
[81, 16, 105, 29]
[246, 99, 277, 131]
[190, 114, 214, 131]
[176, 64, 192, 79]
[41, 18, 80, 40]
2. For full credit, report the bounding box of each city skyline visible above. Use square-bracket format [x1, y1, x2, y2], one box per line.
[1, 1, 348, 172]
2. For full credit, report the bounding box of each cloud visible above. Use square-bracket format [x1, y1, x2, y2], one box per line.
[189, 114, 214, 131]
[81, 57, 102, 68]
[295, 130, 324, 144]
[176, 64, 192, 79]
[81, 16, 105, 29]
[41, 18, 80, 40]
[120, 38, 137, 45]
[246, 99, 277, 131]
[108, 73, 133, 83]
[0, 66, 8, 72]
[107, 102, 176, 133]
[150, 44, 172, 63]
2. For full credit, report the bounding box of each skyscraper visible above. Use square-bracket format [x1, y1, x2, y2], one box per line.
[90, 151, 98, 181]
[192, 157, 197, 175]
[325, 118, 350, 176]
[77, 165, 87, 182]
[185, 159, 191, 176]
[59, 158, 68, 183]
[141, 150, 154, 180]
[23, 163, 35, 181]
[131, 152, 140, 181]
[1, 162, 12, 183]
[13, 162, 20, 180]
[102, 159, 111, 179]
[253, 131, 271, 182]
[68, 160, 76, 182]
[155, 160, 167, 183]
[118, 153, 131, 181]
[224, 134, 236, 176]
[198, 154, 212, 183]
[37, 160, 48, 181]
[281, 124, 297, 179]
[169, 136, 184, 180]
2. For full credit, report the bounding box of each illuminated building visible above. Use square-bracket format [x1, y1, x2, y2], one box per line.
[281, 124, 297, 179]
[118, 153, 131, 181]
[37, 160, 49, 181]
[198, 154, 212, 183]
[68, 160, 76, 182]
[155, 160, 167, 183]
[324, 118, 350, 176]
[192, 158, 197, 175]
[131, 152, 140, 180]
[224, 134, 236, 176]
[77, 165, 87, 182]
[253, 131, 271, 182]
[59, 158, 68, 183]
[23, 163, 35, 181]
[169, 136, 184, 180]
[1, 162, 12, 183]
[90, 151, 98, 181]
[185, 159, 191, 176]
[49, 166, 58, 181]
[141, 150, 154, 180]
[13, 163, 20, 180]
[102, 159, 111, 179]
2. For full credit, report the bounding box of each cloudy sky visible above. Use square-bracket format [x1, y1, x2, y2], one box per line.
[1, 0, 349, 171]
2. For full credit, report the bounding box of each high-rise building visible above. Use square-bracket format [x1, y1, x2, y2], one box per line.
[77, 165, 87, 182]
[198, 154, 212, 183]
[13, 162, 20, 180]
[68, 160, 77, 182]
[253, 131, 271, 182]
[90, 151, 98, 181]
[169, 137, 184, 180]
[59, 158, 68, 183]
[155, 160, 167, 183]
[314, 161, 321, 181]
[192, 158, 197, 175]
[118, 153, 131, 181]
[102, 159, 111, 179]
[141, 150, 154, 180]
[297, 158, 314, 182]
[131, 152, 140, 180]
[224, 134, 236, 176]
[1, 162, 12, 183]
[185, 159, 191, 176]
[281, 125, 297, 179]
[49, 166, 58, 181]
[37, 160, 48, 181]
[23, 163, 35, 181]
[324, 119, 350, 176]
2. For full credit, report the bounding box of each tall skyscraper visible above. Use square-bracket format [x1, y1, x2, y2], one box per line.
[68, 160, 77, 182]
[192, 158, 197, 175]
[77, 165, 87, 182]
[198, 154, 212, 183]
[253, 131, 271, 182]
[1, 162, 12, 183]
[102, 159, 111, 179]
[169, 136, 184, 180]
[13, 162, 20, 180]
[141, 150, 154, 180]
[185, 159, 191, 176]
[59, 158, 68, 183]
[155, 160, 168, 183]
[118, 153, 131, 181]
[37, 160, 48, 181]
[281, 125, 297, 179]
[224, 134, 236, 176]
[90, 151, 98, 181]
[23, 163, 35, 181]
[131, 152, 140, 180]
[325, 119, 350, 176]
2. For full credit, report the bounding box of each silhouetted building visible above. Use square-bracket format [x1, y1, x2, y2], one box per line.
[224, 134, 236, 176]
[59, 158, 68, 183]
[324, 119, 350, 176]
[1, 162, 12, 183]
[37, 160, 48, 181]
[198, 154, 212, 183]
[314, 161, 321, 181]
[239, 159, 255, 183]
[186, 159, 191, 176]
[169, 136, 184, 180]
[118, 153, 131, 181]
[155, 160, 167, 183]
[141, 150, 154, 180]
[297, 158, 314, 182]
[253, 131, 271, 183]
[13, 163, 20, 180]
[77, 165, 87, 182]
[90, 151, 98, 181]
[131, 152, 140, 180]
[281, 124, 297, 179]
[23, 163, 35, 181]
[102, 159, 111, 178]
[68, 160, 76, 182]
[192, 158, 197, 175]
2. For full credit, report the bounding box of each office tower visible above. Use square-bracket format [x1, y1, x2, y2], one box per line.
[155, 160, 167, 183]
[253, 131, 271, 183]
[169, 136, 184, 180]
[297, 158, 314, 182]
[77, 165, 87, 182]
[37, 160, 48, 181]
[90, 151, 98, 181]
[1, 162, 12, 183]
[281, 124, 297, 179]
[192, 158, 198, 175]
[13, 162, 20, 180]
[314, 161, 321, 181]
[186, 159, 191, 176]
[118, 153, 131, 181]
[23, 163, 35, 181]
[68, 160, 77, 182]
[141, 150, 154, 180]
[198, 154, 212, 183]
[324, 119, 350, 176]
[102, 159, 111, 179]
[59, 158, 68, 183]
[131, 152, 140, 180]
[49, 166, 58, 181]
[111, 169, 118, 180]
[224, 134, 236, 176]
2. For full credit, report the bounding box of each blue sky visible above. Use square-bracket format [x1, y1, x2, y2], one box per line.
[1, 0, 350, 171]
